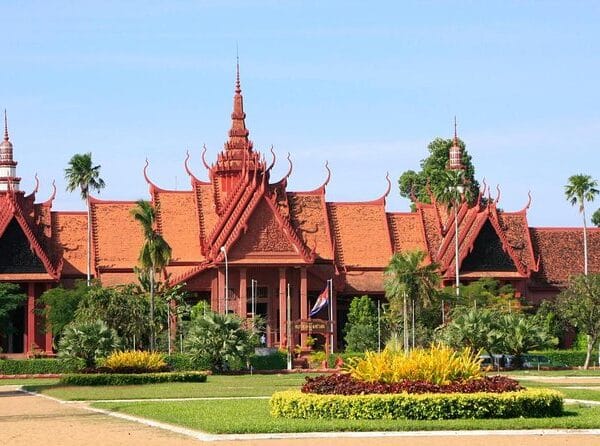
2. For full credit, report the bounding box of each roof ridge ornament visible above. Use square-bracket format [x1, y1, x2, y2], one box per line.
[3, 109, 8, 141]
[448, 116, 463, 171]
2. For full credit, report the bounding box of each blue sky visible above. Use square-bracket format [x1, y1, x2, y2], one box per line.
[2, 1, 599, 226]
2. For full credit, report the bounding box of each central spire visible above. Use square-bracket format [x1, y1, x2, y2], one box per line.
[225, 57, 252, 153]
[0, 110, 21, 192]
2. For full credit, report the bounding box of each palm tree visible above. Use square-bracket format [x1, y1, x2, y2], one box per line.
[130, 200, 172, 351]
[565, 174, 599, 275]
[65, 153, 106, 286]
[384, 250, 440, 351]
[433, 169, 473, 297]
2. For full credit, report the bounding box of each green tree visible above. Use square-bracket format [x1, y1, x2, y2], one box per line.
[592, 208, 600, 227]
[58, 320, 119, 369]
[454, 278, 518, 310]
[75, 284, 151, 349]
[131, 200, 172, 351]
[555, 274, 600, 369]
[384, 250, 440, 350]
[184, 312, 256, 372]
[0, 283, 26, 343]
[38, 280, 89, 347]
[65, 153, 106, 286]
[398, 137, 479, 206]
[344, 295, 379, 352]
[436, 306, 500, 358]
[564, 174, 599, 275]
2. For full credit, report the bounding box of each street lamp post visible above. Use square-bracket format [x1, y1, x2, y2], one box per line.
[220, 246, 229, 314]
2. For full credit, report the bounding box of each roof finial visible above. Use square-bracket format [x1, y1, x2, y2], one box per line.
[453, 115, 458, 145]
[4, 109, 9, 141]
[235, 44, 241, 94]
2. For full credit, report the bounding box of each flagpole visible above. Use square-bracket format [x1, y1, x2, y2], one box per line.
[286, 282, 292, 371]
[328, 278, 333, 354]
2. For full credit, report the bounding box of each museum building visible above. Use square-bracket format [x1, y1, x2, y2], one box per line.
[1, 70, 599, 355]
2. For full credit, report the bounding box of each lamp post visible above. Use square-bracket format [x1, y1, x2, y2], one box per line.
[220, 246, 229, 314]
[451, 184, 464, 298]
[251, 279, 257, 326]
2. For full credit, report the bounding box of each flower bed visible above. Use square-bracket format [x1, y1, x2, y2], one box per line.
[301, 373, 522, 395]
[270, 388, 563, 420]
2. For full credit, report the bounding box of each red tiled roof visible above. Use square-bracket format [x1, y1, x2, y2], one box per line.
[52, 211, 87, 276]
[387, 212, 428, 255]
[327, 201, 392, 268]
[530, 227, 600, 286]
[287, 191, 334, 260]
[90, 198, 143, 270]
[154, 190, 203, 262]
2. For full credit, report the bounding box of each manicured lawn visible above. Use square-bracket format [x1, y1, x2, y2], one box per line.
[26, 373, 311, 401]
[91, 398, 600, 433]
[22, 371, 600, 434]
[500, 369, 600, 377]
[0, 378, 59, 386]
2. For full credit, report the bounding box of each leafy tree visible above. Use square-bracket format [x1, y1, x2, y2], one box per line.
[398, 137, 479, 207]
[564, 174, 599, 275]
[0, 283, 26, 341]
[555, 274, 600, 369]
[184, 312, 257, 372]
[65, 153, 106, 286]
[38, 280, 89, 347]
[131, 199, 172, 351]
[453, 278, 519, 310]
[495, 312, 557, 369]
[436, 307, 500, 359]
[75, 284, 152, 349]
[384, 250, 440, 350]
[58, 320, 119, 369]
[344, 295, 379, 352]
[592, 208, 600, 227]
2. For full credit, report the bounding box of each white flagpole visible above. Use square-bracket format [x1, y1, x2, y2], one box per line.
[286, 282, 292, 370]
[328, 278, 333, 354]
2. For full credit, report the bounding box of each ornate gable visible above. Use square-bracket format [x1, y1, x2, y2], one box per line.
[0, 218, 46, 273]
[461, 220, 518, 272]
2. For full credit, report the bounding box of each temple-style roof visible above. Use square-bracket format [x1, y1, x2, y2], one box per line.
[530, 227, 600, 286]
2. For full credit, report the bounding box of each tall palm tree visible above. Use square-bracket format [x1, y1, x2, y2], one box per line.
[565, 174, 599, 275]
[65, 153, 106, 286]
[384, 250, 440, 350]
[433, 169, 473, 297]
[130, 200, 172, 351]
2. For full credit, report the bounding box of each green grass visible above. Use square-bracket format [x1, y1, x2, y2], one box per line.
[23, 372, 600, 434]
[91, 399, 600, 433]
[0, 378, 59, 386]
[26, 374, 311, 401]
[499, 369, 600, 377]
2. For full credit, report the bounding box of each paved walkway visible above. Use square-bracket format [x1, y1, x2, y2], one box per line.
[2, 386, 600, 445]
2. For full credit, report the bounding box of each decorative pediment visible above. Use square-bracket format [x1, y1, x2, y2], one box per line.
[460, 220, 518, 272]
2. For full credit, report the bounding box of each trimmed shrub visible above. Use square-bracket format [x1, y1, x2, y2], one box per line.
[302, 373, 522, 395]
[347, 345, 482, 385]
[250, 351, 287, 370]
[270, 389, 563, 420]
[531, 350, 587, 367]
[163, 353, 211, 371]
[58, 320, 119, 368]
[103, 350, 168, 373]
[59, 371, 208, 386]
[0, 358, 84, 375]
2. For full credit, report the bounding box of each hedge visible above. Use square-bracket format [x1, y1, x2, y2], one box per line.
[530, 350, 588, 367]
[163, 353, 211, 371]
[59, 371, 208, 386]
[250, 351, 287, 370]
[0, 358, 84, 375]
[270, 389, 563, 420]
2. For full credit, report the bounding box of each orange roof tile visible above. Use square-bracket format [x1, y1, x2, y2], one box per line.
[497, 211, 536, 272]
[327, 202, 392, 268]
[530, 227, 600, 286]
[91, 200, 143, 269]
[343, 270, 385, 293]
[52, 211, 87, 276]
[288, 192, 333, 260]
[154, 190, 203, 262]
[387, 212, 428, 255]
[195, 182, 219, 239]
